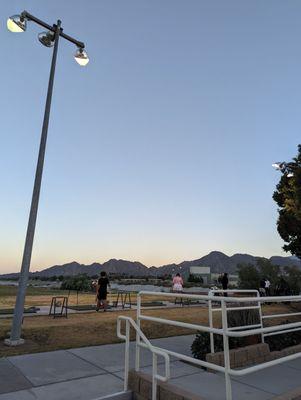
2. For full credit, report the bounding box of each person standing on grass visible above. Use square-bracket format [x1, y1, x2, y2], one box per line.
[259, 277, 266, 296]
[221, 272, 229, 296]
[96, 271, 110, 312]
[265, 278, 271, 296]
[172, 273, 184, 292]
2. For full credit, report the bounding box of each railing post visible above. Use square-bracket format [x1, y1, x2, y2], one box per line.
[124, 319, 130, 391]
[152, 353, 158, 400]
[257, 291, 264, 343]
[208, 291, 214, 353]
[135, 293, 141, 371]
[221, 299, 232, 400]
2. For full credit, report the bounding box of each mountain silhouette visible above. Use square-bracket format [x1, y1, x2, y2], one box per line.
[1, 251, 301, 279]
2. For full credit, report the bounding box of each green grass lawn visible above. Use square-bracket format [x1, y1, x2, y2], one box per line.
[0, 285, 69, 297]
[0, 284, 77, 309]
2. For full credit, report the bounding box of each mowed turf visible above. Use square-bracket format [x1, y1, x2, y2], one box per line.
[0, 285, 168, 309]
[0, 285, 104, 308]
[0, 300, 295, 358]
[0, 307, 204, 357]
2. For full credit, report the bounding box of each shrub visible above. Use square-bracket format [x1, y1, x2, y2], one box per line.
[265, 321, 301, 351]
[188, 274, 204, 284]
[191, 332, 244, 360]
[227, 307, 260, 328]
[191, 308, 261, 360]
[191, 333, 223, 360]
[61, 274, 91, 292]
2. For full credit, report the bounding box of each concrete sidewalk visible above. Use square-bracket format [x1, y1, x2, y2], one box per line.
[0, 336, 194, 400]
[1, 335, 301, 400]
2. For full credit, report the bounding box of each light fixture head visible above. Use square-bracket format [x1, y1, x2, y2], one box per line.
[7, 14, 27, 32]
[74, 48, 89, 66]
[272, 162, 283, 171]
[38, 31, 55, 47]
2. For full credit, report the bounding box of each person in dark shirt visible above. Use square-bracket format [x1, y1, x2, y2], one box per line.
[259, 278, 266, 296]
[96, 271, 110, 311]
[221, 273, 229, 297]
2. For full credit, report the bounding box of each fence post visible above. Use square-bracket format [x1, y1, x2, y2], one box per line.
[135, 293, 141, 371]
[208, 290, 214, 353]
[124, 319, 130, 391]
[152, 353, 158, 400]
[257, 291, 264, 343]
[221, 299, 232, 400]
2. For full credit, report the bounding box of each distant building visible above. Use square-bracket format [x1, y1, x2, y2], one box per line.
[185, 266, 211, 285]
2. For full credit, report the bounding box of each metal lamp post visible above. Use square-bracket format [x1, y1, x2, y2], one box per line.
[5, 11, 89, 346]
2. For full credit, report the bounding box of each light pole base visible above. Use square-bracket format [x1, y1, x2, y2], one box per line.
[4, 338, 25, 346]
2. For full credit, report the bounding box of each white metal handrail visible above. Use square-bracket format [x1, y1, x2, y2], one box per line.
[227, 320, 301, 337]
[128, 290, 301, 400]
[208, 289, 263, 352]
[135, 291, 236, 399]
[262, 311, 301, 319]
[139, 314, 223, 334]
[117, 315, 170, 399]
[217, 294, 301, 341]
[220, 294, 301, 302]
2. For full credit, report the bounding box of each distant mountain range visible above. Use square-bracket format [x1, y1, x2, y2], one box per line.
[1, 251, 301, 279]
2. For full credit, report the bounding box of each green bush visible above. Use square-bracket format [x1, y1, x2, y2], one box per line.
[191, 308, 261, 361]
[60, 274, 91, 292]
[227, 308, 260, 328]
[265, 321, 301, 351]
[191, 332, 243, 360]
[191, 332, 223, 360]
[188, 274, 203, 284]
[192, 316, 301, 361]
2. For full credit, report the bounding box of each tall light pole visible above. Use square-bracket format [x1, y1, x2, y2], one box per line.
[5, 11, 89, 346]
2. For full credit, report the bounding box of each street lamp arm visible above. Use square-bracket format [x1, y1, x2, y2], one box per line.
[21, 10, 85, 48]
[59, 31, 85, 49]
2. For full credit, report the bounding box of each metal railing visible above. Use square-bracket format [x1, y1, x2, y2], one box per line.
[261, 301, 301, 338]
[117, 315, 170, 398]
[208, 289, 264, 353]
[117, 290, 301, 400]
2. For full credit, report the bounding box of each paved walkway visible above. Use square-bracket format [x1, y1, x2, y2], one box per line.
[1, 335, 301, 400]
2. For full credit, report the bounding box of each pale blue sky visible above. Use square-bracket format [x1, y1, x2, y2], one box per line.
[1, 0, 300, 273]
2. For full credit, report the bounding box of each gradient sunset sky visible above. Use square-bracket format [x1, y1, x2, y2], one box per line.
[1, 0, 300, 273]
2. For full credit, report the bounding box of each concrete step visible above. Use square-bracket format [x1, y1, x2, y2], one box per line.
[96, 391, 132, 400]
